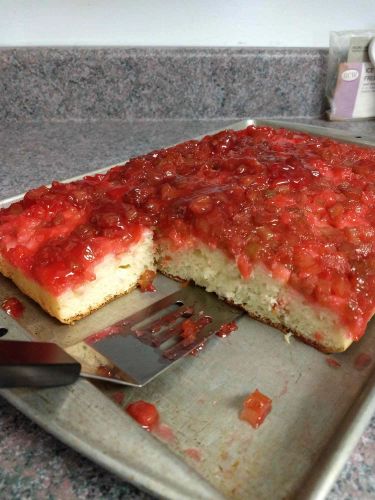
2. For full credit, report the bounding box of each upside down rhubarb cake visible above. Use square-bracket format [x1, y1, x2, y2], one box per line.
[1, 126, 375, 353]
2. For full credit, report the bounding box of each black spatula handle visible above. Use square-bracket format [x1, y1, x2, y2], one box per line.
[0, 340, 81, 388]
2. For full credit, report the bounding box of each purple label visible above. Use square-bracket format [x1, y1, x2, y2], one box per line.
[331, 62, 362, 119]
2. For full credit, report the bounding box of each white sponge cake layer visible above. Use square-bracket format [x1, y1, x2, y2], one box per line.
[157, 240, 352, 353]
[0, 229, 155, 324]
[0, 227, 354, 350]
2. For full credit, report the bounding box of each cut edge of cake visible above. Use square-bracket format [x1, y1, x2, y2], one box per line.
[157, 239, 354, 353]
[0, 226, 357, 351]
[0, 229, 155, 324]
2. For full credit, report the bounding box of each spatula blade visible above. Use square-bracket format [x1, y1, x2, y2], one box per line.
[88, 286, 242, 387]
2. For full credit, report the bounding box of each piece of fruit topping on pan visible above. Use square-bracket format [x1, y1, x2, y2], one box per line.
[240, 389, 272, 429]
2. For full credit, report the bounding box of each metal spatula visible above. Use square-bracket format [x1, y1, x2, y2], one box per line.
[0, 285, 242, 388]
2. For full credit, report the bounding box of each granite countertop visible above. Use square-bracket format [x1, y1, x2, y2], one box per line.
[0, 117, 374, 499]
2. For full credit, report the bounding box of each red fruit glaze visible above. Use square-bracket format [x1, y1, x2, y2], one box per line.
[240, 389, 272, 429]
[138, 269, 156, 292]
[152, 422, 176, 442]
[189, 340, 207, 356]
[326, 358, 341, 368]
[86, 324, 123, 345]
[110, 127, 375, 340]
[2, 126, 375, 340]
[216, 321, 238, 338]
[181, 318, 199, 340]
[184, 448, 202, 462]
[0, 179, 144, 296]
[112, 391, 125, 405]
[96, 365, 115, 378]
[1, 297, 24, 318]
[180, 315, 212, 344]
[126, 400, 159, 431]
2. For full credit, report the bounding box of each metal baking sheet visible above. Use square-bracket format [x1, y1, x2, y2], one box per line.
[0, 119, 375, 500]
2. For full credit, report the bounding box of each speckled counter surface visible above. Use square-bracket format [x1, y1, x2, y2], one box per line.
[0, 117, 374, 499]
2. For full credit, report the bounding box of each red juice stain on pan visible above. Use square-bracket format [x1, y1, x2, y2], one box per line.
[188, 321, 239, 356]
[86, 325, 124, 345]
[326, 358, 341, 368]
[126, 400, 176, 442]
[153, 422, 176, 443]
[216, 321, 238, 338]
[111, 391, 125, 405]
[184, 448, 202, 462]
[354, 352, 372, 370]
[189, 340, 207, 356]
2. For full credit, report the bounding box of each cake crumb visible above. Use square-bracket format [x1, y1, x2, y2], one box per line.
[284, 332, 293, 344]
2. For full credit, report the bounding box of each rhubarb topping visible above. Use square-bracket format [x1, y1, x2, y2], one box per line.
[1, 126, 375, 339]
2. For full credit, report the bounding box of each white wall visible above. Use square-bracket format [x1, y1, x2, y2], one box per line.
[1, 0, 374, 48]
